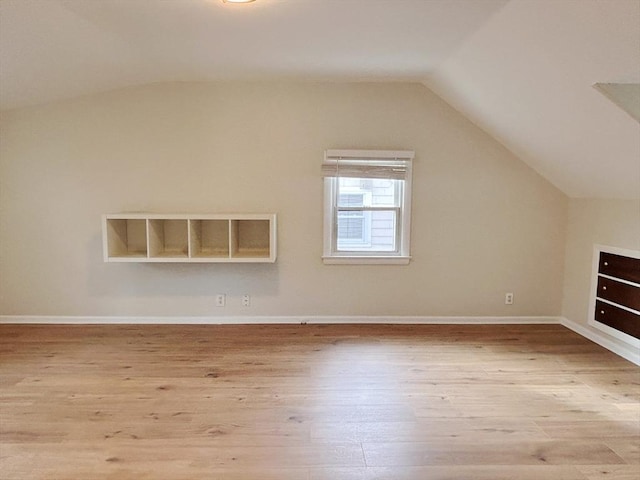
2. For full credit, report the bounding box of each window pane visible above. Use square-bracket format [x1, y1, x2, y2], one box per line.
[337, 209, 396, 252]
[338, 193, 364, 207]
[371, 179, 400, 207]
[337, 178, 400, 207]
[337, 212, 365, 241]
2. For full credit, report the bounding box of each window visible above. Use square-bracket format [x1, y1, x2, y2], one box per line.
[322, 149, 414, 264]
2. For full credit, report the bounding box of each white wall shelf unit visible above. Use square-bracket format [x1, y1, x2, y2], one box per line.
[103, 214, 276, 263]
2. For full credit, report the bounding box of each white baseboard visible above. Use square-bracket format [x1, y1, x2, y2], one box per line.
[0, 315, 560, 325]
[560, 317, 640, 366]
[2, 314, 636, 365]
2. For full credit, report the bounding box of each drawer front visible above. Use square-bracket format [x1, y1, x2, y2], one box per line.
[594, 300, 640, 339]
[599, 252, 640, 284]
[597, 276, 640, 311]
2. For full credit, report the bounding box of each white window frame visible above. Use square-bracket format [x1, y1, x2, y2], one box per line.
[322, 149, 413, 265]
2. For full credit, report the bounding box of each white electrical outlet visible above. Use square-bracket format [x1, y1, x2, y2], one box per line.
[505, 293, 514, 305]
[215, 294, 226, 307]
[242, 294, 251, 307]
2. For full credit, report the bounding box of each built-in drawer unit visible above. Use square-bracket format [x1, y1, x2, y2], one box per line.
[589, 245, 640, 347]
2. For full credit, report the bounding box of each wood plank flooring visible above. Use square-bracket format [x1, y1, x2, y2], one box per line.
[0, 324, 638, 479]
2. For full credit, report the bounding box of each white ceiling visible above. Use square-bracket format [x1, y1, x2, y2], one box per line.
[0, 0, 638, 199]
[0, 0, 506, 109]
[427, 0, 640, 199]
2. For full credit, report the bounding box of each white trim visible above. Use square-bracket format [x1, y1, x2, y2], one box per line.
[597, 297, 640, 316]
[322, 256, 411, 265]
[598, 273, 640, 288]
[591, 243, 640, 259]
[323, 178, 335, 258]
[560, 317, 640, 366]
[401, 160, 412, 257]
[325, 149, 415, 160]
[0, 315, 560, 325]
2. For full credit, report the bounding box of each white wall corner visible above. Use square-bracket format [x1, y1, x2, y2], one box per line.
[560, 317, 640, 366]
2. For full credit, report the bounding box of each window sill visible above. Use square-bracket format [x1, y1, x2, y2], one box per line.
[322, 256, 411, 265]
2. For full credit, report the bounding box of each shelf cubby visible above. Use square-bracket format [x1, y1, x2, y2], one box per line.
[230, 219, 271, 259]
[103, 213, 276, 263]
[190, 219, 230, 258]
[104, 218, 147, 258]
[148, 219, 189, 258]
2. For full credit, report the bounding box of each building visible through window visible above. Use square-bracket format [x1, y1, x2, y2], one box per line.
[322, 150, 414, 264]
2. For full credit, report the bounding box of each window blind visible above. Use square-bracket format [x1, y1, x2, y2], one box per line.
[322, 149, 414, 180]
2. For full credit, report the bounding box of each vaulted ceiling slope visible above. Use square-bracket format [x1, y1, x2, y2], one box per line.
[0, 0, 506, 109]
[1, 0, 638, 200]
[426, 0, 640, 199]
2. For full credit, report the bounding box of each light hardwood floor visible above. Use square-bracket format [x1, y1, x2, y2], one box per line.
[1, 324, 638, 479]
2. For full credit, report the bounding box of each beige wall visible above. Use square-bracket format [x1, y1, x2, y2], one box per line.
[562, 199, 640, 338]
[0, 82, 567, 318]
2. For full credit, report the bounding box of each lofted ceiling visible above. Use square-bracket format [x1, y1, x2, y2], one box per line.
[0, 0, 638, 199]
[427, 0, 640, 199]
[0, 0, 506, 109]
